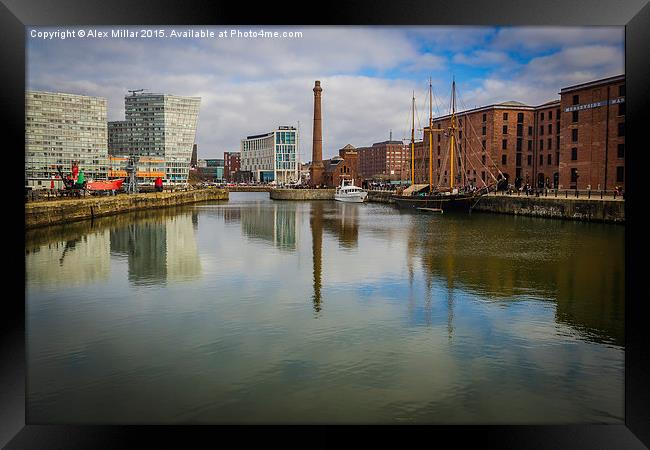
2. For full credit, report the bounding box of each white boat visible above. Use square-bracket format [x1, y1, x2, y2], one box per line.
[335, 179, 368, 203]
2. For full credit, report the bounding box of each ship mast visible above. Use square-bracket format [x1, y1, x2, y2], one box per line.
[410, 91, 415, 186]
[450, 79, 457, 190]
[428, 78, 433, 194]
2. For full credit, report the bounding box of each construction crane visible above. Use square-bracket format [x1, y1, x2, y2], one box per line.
[128, 89, 146, 96]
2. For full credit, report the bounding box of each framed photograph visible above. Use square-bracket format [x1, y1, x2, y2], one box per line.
[3, 0, 649, 447]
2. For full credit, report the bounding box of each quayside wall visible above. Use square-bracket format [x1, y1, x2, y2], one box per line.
[270, 189, 335, 200]
[471, 195, 624, 223]
[25, 189, 229, 229]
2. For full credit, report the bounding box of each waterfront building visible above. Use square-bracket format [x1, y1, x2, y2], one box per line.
[223, 151, 241, 182]
[411, 75, 624, 191]
[357, 140, 408, 181]
[25, 91, 108, 189]
[197, 158, 224, 181]
[322, 144, 362, 188]
[240, 126, 299, 183]
[108, 92, 201, 185]
[423, 101, 537, 189]
[559, 75, 625, 190]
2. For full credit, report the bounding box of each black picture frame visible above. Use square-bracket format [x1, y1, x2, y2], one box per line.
[2, 0, 648, 447]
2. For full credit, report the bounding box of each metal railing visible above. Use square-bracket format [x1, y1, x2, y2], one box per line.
[489, 188, 624, 200]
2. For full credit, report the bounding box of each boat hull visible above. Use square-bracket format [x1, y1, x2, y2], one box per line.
[391, 193, 479, 212]
[335, 193, 368, 203]
[86, 179, 124, 191]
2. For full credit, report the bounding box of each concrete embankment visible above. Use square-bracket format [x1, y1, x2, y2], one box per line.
[270, 188, 335, 200]
[472, 194, 624, 223]
[367, 191, 395, 204]
[25, 188, 228, 229]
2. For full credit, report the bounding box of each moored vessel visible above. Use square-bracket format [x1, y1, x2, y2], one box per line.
[335, 179, 368, 203]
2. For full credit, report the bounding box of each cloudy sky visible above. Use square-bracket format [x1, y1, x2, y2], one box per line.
[27, 26, 624, 160]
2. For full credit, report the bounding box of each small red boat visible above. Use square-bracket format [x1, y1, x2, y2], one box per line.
[86, 179, 124, 192]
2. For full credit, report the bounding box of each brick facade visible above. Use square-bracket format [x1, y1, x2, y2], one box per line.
[559, 75, 625, 190]
[223, 151, 241, 182]
[409, 75, 624, 192]
[357, 140, 408, 180]
[322, 145, 362, 187]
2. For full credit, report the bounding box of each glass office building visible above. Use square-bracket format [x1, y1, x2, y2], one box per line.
[25, 91, 108, 189]
[109, 92, 201, 184]
[240, 126, 298, 183]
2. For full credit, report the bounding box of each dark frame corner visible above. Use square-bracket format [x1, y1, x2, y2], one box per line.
[2, 0, 649, 447]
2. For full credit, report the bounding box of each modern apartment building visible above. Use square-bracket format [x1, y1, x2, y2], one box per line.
[25, 91, 108, 189]
[108, 92, 201, 184]
[240, 126, 298, 183]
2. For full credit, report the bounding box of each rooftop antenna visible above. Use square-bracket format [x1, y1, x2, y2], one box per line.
[128, 89, 146, 96]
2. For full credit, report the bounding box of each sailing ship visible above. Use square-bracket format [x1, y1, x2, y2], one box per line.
[392, 79, 503, 212]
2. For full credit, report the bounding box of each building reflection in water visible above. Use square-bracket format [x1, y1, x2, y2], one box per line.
[406, 214, 624, 346]
[25, 227, 111, 287]
[239, 203, 298, 251]
[321, 202, 359, 249]
[26, 207, 203, 288]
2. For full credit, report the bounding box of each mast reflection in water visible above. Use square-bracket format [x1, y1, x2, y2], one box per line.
[26, 192, 624, 424]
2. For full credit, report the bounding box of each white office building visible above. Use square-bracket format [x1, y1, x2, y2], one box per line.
[25, 91, 108, 189]
[240, 126, 298, 184]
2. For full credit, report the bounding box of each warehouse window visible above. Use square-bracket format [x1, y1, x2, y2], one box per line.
[619, 84, 625, 97]
[618, 143, 625, 158]
[618, 122, 625, 137]
[517, 113, 524, 123]
[528, 140, 533, 151]
[503, 113, 508, 120]
[502, 139, 507, 150]
[482, 113, 486, 122]
[548, 154, 552, 165]
[501, 155, 507, 165]
[571, 168, 579, 183]
[573, 95, 579, 105]
[528, 126, 533, 136]
[540, 140, 544, 150]
[540, 154, 544, 165]
[571, 148, 578, 160]
[572, 111, 579, 122]
[541, 112, 545, 121]
[503, 125, 508, 134]
[572, 129, 578, 142]
[618, 102, 625, 116]
[527, 155, 532, 166]
[616, 166, 624, 183]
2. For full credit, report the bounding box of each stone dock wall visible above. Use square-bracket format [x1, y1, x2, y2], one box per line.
[25, 189, 229, 229]
[366, 191, 395, 204]
[270, 188, 335, 200]
[471, 194, 624, 223]
[364, 190, 624, 223]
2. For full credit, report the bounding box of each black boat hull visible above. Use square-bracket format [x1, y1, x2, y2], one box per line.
[391, 194, 480, 212]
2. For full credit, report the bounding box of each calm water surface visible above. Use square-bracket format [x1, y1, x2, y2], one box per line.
[25, 192, 625, 424]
